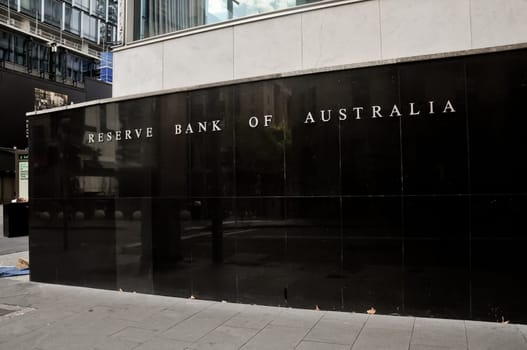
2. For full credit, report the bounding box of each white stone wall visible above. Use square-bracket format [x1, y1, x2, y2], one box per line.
[113, 0, 527, 97]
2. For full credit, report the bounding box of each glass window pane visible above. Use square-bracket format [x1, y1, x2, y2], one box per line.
[134, 0, 322, 40]
[44, 0, 62, 28]
[1, 0, 18, 8]
[108, 0, 117, 24]
[95, 0, 106, 18]
[65, 5, 81, 35]
[20, 0, 41, 16]
[82, 13, 98, 41]
[76, 0, 89, 11]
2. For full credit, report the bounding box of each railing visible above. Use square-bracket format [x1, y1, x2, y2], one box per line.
[0, 60, 86, 89]
[28, 25, 100, 59]
[0, 9, 100, 60]
[0, 11, 22, 30]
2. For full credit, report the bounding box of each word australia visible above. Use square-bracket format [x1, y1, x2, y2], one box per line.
[304, 100, 456, 124]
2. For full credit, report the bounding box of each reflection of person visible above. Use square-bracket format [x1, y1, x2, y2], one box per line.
[191, 201, 202, 220]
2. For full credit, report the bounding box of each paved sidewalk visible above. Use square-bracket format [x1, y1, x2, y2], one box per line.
[1, 276, 526, 350]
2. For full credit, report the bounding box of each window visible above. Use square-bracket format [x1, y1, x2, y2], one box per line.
[108, 0, 117, 24]
[82, 13, 98, 42]
[95, 0, 106, 18]
[44, 0, 63, 28]
[75, 0, 90, 11]
[64, 5, 81, 35]
[20, 0, 41, 16]
[133, 0, 321, 40]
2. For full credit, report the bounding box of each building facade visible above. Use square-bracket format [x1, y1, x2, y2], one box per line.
[113, 0, 527, 96]
[0, 0, 117, 201]
[28, 0, 527, 323]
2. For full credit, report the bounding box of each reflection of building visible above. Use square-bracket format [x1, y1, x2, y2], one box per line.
[0, 0, 118, 202]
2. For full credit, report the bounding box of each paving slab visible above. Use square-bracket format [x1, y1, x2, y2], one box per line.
[133, 338, 193, 350]
[269, 308, 324, 329]
[304, 315, 365, 345]
[351, 316, 414, 350]
[0, 250, 29, 267]
[111, 326, 158, 343]
[137, 306, 208, 332]
[410, 317, 467, 349]
[191, 325, 260, 350]
[409, 345, 464, 350]
[518, 324, 527, 343]
[239, 324, 309, 350]
[223, 305, 282, 330]
[296, 340, 350, 350]
[465, 320, 527, 350]
[160, 304, 241, 342]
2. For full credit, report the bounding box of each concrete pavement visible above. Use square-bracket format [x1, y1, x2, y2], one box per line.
[1, 274, 527, 350]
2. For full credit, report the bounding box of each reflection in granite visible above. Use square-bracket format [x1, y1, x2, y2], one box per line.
[29, 49, 527, 323]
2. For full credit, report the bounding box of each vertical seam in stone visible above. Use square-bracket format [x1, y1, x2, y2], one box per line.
[338, 108, 344, 271]
[300, 14, 304, 69]
[397, 66, 405, 314]
[161, 42, 165, 90]
[378, 0, 383, 60]
[463, 61, 473, 319]
[468, 0, 473, 49]
[467, 0, 474, 49]
[232, 26, 235, 79]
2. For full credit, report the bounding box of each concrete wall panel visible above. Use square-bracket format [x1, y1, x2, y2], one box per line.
[163, 28, 234, 90]
[302, 1, 382, 69]
[380, 0, 471, 59]
[113, 43, 164, 97]
[233, 16, 302, 79]
[471, 0, 527, 49]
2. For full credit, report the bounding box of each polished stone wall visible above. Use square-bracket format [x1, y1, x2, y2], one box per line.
[29, 48, 527, 322]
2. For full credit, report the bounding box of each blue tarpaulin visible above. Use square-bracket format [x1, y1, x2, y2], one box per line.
[0, 267, 30, 277]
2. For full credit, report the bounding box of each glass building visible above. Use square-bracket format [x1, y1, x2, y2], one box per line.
[131, 0, 317, 40]
[0, 0, 115, 200]
[1, 0, 118, 84]
[1, 0, 119, 44]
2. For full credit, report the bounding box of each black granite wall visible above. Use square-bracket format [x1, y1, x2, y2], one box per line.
[0, 68, 111, 149]
[29, 48, 527, 323]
